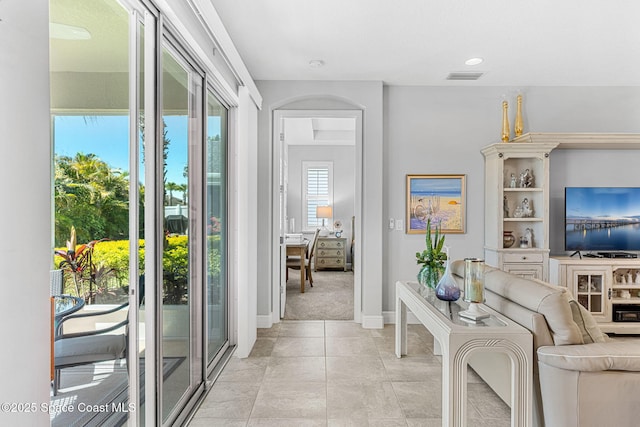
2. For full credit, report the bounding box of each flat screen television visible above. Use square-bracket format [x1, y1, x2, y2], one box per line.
[565, 187, 640, 253]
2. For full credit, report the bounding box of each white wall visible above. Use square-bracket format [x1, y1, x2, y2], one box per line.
[0, 0, 52, 424]
[256, 81, 384, 326]
[287, 145, 355, 260]
[255, 83, 640, 320]
[383, 86, 640, 312]
[233, 86, 259, 357]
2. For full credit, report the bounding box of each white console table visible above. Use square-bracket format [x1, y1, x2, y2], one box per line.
[395, 281, 533, 427]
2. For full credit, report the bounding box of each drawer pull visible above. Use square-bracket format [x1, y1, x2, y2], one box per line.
[522, 256, 527, 260]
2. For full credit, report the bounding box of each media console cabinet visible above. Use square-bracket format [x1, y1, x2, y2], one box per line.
[550, 256, 640, 334]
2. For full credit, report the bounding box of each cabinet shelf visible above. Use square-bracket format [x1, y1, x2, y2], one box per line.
[613, 284, 640, 289]
[503, 188, 543, 192]
[612, 298, 640, 304]
[503, 218, 544, 222]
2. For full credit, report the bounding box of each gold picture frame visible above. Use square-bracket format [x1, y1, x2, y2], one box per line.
[406, 174, 466, 234]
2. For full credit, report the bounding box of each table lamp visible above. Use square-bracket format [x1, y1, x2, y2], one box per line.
[316, 205, 333, 236]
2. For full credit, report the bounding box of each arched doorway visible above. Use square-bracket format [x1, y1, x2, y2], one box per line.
[272, 105, 363, 323]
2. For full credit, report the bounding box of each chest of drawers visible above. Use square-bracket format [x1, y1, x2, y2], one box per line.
[315, 237, 347, 271]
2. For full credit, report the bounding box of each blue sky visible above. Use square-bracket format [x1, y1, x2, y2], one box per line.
[566, 187, 640, 218]
[410, 177, 462, 196]
[54, 115, 221, 185]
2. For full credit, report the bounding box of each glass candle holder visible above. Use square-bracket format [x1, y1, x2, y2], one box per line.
[459, 258, 490, 321]
[463, 258, 485, 303]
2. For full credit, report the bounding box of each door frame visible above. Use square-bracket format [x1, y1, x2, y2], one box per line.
[271, 109, 363, 323]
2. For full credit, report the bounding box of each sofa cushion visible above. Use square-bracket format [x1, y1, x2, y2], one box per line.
[568, 300, 608, 344]
[485, 288, 554, 350]
[451, 260, 583, 346]
[538, 342, 640, 371]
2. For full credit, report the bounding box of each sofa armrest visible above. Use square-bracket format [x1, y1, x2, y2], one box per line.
[537, 342, 640, 372]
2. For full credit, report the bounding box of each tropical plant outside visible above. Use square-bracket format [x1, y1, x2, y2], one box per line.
[54, 235, 221, 304]
[53, 124, 223, 304]
[54, 153, 132, 247]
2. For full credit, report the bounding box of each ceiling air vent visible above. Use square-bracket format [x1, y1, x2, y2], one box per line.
[446, 72, 484, 81]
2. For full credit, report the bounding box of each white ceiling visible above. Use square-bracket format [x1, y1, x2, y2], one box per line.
[209, 0, 640, 86]
[285, 117, 356, 146]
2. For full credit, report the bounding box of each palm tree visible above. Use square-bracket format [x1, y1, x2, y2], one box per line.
[177, 183, 187, 204]
[54, 153, 130, 246]
[165, 182, 180, 205]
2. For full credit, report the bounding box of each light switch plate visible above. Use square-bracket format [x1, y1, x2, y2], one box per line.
[395, 219, 404, 231]
[388, 218, 395, 229]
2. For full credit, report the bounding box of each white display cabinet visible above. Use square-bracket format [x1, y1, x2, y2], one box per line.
[482, 139, 558, 281]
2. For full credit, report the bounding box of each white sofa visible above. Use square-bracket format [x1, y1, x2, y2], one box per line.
[450, 260, 640, 427]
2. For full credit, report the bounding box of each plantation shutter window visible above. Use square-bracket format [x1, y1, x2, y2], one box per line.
[303, 162, 333, 229]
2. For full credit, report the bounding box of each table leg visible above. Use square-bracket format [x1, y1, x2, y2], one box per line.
[442, 343, 456, 427]
[300, 249, 305, 293]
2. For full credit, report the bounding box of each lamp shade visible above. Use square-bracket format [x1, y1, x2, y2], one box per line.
[316, 205, 333, 219]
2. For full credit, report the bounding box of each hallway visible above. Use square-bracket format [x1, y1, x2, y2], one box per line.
[188, 321, 510, 426]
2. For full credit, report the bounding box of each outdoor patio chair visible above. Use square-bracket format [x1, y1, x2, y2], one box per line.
[53, 302, 128, 395]
[52, 277, 145, 395]
[50, 269, 63, 296]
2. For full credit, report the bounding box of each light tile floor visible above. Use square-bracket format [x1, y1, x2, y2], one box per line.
[189, 321, 510, 426]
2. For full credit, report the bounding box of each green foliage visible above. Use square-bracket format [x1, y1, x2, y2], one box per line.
[416, 218, 447, 267]
[53, 234, 222, 305]
[54, 227, 113, 302]
[162, 235, 188, 304]
[207, 235, 222, 279]
[163, 235, 189, 278]
[54, 153, 131, 246]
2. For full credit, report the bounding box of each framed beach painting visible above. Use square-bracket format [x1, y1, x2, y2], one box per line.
[406, 174, 466, 234]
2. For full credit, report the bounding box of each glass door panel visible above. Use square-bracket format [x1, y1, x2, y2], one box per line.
[136, 13, 147, 426]
[50, 0, 132, 424]
[206, 91, 228, 365]
[161, 45, 191, 422]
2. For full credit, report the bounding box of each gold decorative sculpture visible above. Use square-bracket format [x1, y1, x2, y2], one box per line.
[501, 100, 510, 142]
[514, 94, 524, 137]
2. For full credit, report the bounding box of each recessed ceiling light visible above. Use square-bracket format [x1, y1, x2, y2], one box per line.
[465, 57, 484, 66]
[309, 60, 325, 68]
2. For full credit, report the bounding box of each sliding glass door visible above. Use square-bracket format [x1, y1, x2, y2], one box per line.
[160, 42, 201, 422]
[51, 1, 231, 424]
[206, 91, 229, 367]
[50, 0, 134, 425]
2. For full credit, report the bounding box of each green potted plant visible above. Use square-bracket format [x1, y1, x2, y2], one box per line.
[415, 218, 447, 288]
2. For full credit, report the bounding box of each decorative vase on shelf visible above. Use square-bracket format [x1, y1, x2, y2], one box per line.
[417, 264, 445, 289]
[501, 100, 510, 142]
[416, 218, 446, 289]
[503, 231, 515, 248]
[514, 94, 524, 137]
[435, 247, 461, 301]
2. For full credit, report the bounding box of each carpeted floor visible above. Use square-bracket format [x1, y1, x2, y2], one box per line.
[284, 270, 354, 320]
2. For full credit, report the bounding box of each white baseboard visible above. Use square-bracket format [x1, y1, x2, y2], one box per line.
[361, 314, 384, 329]
[257, 314, 273, 329]
[382, 311, 420, 324]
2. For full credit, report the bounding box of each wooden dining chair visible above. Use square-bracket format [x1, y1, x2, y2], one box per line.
[286, 228, 320, 286]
